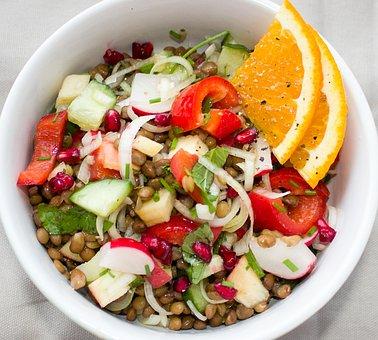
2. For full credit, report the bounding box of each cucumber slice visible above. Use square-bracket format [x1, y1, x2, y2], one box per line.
[217, 45, 250, 78]
[183, 283, 208, 313]
[70, 179, 133, 217]
[76, 244, 108, 283]
[68, 80, 116, 131]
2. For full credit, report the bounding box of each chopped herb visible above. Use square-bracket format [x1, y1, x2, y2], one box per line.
[161, 164, 171, 176]
[152, 191, 160, 202]
[304, 190, 317, 196]
[307, 226, 318, 237]
[37, 156, 51, 161]
[289, 180, 300, 188]
[171, 126, 183, 136]
[159, 178, 175, 193]
[202, 97, 212, 114]
[99, 268, 110, 277]
[37, 204, 112, 235]
[223, 43, 249, 52]
[203, 111, 211, 125]
[213, 232, 226, 254]
[170, 137, 178, 151]
[245, 250, 264, 278]
[182, 223, 213, 255]
[189, 206, 198, 218]
[272, 201, 287, 213]
[66, 122, 79, 135]
[322, 172, 337, 184]
[183, 30, 229, 59]
[221, 280, 234, 288]
[124, 164, 130, 178]
[129, 276, 144, 288]
[139, 62, 154, 74]
[108, 271, 115, 278]
[149, 97, 161, 104]
[144, 264, 151, 276]
[282, 258, 299, 272]
[169, 29, 187, 43]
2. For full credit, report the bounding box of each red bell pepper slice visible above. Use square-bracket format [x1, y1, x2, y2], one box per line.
[17, 111, 67, 186]
[171, 76, 240, 132]
[250, 168, 329, 235]
[202, 109, 241, 139]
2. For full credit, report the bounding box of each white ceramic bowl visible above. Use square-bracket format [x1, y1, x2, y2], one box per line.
[1, 0, 377, 339]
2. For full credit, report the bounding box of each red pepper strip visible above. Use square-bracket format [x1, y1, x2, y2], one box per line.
[17, 111, 67, 186]
[202, 109, 241, 139]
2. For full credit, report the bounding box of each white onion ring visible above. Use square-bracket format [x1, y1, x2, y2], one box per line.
[144, 281, 172, 316]
[253, 187, 291, 199]
[199, 280, 228, 304]
[173, 200, 204, 223]
[96, 216, 105, 241]
[186, 300, 207, 321]
[126, 107, 171, 133]
[210, 197, 241, 227]
[150, 56, 194, 76]
[77, 155, 94, 184]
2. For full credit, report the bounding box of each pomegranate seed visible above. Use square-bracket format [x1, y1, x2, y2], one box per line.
[218, 245, 238, 271]
[226, 187, 238, 199]
[173, 276, 190, 293]
[103, 48, 124, 65]
[214, 282, 237, 300]
[192, 241, 212, 263]
[141, 234, 172, 265]
[49, 172, 74, 194]
[57, 147, 80, 164]
[154, 114, 171, 127]
[317, 218, 337, 244]
[104, 109, 121, 132]
[235, 128, 258, 144]
[132, 42, 154, 59]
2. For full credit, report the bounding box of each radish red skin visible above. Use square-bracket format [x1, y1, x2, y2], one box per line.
[147, 257, 172, 288]
[110, 238, 150, 254]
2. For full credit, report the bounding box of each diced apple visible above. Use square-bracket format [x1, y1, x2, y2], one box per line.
[56, 74, 90, 107]
[227, 255, 269, 308]
[135, 189, 175, 226]
[88, 271, 135, 307]
[59, 241, 83, 263]
[132, 135, 163, 157]
[99, 238, 155, 275]
[168, 135, 208, 159]
[249, 237, 317, 280]
[147, 257, 172, 288]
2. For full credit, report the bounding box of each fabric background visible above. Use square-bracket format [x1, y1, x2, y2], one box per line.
[0, 0, 377, 339]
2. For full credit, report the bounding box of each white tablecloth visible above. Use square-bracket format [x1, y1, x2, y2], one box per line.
[0, 1, 377, 339]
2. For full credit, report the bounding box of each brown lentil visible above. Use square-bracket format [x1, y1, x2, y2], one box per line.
[135, 285, 145, 296]
[176, 259, 189, 270]
[225, 309, 237, 325]
[53, 259, 67, 274]
[85, 241, 101, 249]
[62, 234, 71, 243]
[205, 304, 217, 319]
[138, 129, 154, 140]
[141, 161, 156, 178]
[193, 320, 207, 330]
[47, 248, 62, 260]
[154, 285, 168, 298]
[216, 201, 231, 218]
[28, 186, 39, 196]
[172, 247, 183, 261]
[217, 304, 227, 317]
[132, 296, 147, 312]
[225, 167, 239, 178]
[209, 313, 223, 327]
[41, 183, 53, 200]
[70, 232, 85, 254]
[132, 218, 146, 233]
[236, 304, 254, 320]
[173, 292, 183, 301]
[175, 46, 187, 56]
[79, 247, 95, 261]
[159, 292, 175, 305]
[200, 61, 218, 76]
[281, 235, 302, 247]
[182, 304, 191, 315]
[36, 228, 49, 245]
[205, 136, 217, 149]
[254, 301, 268, 313]
[179, 196, 194, 209]
[147, 178, 161, 190]
[33, 211, 42, 227]
[275, 284, 291, 299]
[50, 195, 63, 207]
[29, 195, 43, 206]
[154, 159, 170, 176]
[263, 273, 276, 290]
[164, 46, 176, 54]
[154, 133, 168, 143]
[181, 315, 195, 330]
[132, 149, 147, 166]
[170, 301, 185, 315]
[83, 233, 97, 242]
[70, 268, 86, 290]
[142, 306, 155, 318]
[50, 235, 62, 246]
[126, 307, 137, 321]
[138, 186, 155, 200]
[257, 234, 276, 248]
[168, 316, 182, 331]
[90, 63, 110, 79]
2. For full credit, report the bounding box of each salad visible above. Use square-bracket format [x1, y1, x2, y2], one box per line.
[17, 1, 345, 331]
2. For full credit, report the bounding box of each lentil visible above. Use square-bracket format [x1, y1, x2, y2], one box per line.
[168, 316, 182, 331]
[126, 307, 137, 321]
[254, 301, 268, 313]
[138, 186, 155, 200]
[70, 232, 85, 253]
[216, 201, 231, 218]
[47, 248, 62, 260]
[132, 149, 147, 166]
[170, 301, 185, 315]
[141, 161, 156, 178]
[236, 304, 254, 320]
[263, 273, 276, 290]
[257, 234, 276, 248]
[50, 235, 62, 246]
[225, 309, 237, 325]
[53, 259, 67, 274]
[181, 315, 195, 330]
[36, 228, 49, 245]
[29, 195, 43, 206]
[193, 320, 207, 330]
[132, 296, 147, 312]
[205, 304, 217, 319]
[79, 247, 95, 261]
[209, 313, 223, 327]
[70, 268, 86, 290]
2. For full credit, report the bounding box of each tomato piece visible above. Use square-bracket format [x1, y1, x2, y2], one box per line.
[144, 215, 199, 245]
[96, 141, 120, 171]
[17, 111, 67, 186]
[171, 76, 240, 132]
[90, 147, 121, 181]
[270, 168, 330, 198]
[202, 109, 241, 139]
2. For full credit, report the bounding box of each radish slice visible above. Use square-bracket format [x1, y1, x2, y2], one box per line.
[252, 136, 273, 176]
[249, 237, 317, 280]
[198, 156, 254, 230]
[99, 238, 155, 275]
[210, 197, 241, 227]
[186, 300, 207, 321]
[118, 115, 155, 183]
[144, 281, 172, 316]
[253, 187, 291, 199]
[126, 107, 171, 133]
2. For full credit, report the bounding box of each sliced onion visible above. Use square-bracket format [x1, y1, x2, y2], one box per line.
[253, 136, 273, 176]
[80, 131, 102, 158]
[253, 187, 290, 199]
[223, 146, 254, 161]
[77, 155, 94, 184]
[139, 314, 162, 326]
[198, 156, 254, 230]
[186, 300, 207, 321]
[103, 132, 120, 143]
[126, 107, 171, 133]
[106, 289, 135, 312]
[173, 200, 203, 223]
[200, 280, 228, 304]
[210, 198, 241, 227]
[118, 115, 155, 183]
[233, 229, 252, 256]
[224, 201, 248, 233]
[205, 44, 217, 59]
[108, 205, 124, 239]
[262, 173, 272, 191]
[144, 281, 172, 316]
[327, 205, 339, 227]
[96, 216, 105, 241]
[150, 56, 194, 76]
[244, 157, 255, 191]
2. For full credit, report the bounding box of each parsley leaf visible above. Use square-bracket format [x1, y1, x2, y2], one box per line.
[37, 204, 112, 235]
[182, 223, 213, 254]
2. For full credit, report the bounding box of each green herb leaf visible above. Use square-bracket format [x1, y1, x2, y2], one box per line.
[99, 268, 110, 277]
[288, 180, 300, 188]
[282, 258, 299, 272]
[129, 276, 144, 288]
[202, 97, 212, 114]
[149, 97, 161, 104]
[201, 190, 216, 213]
[189, 206, 198, 218]
[171, 126, 183, 136]
[245, 250, 264, 278]
[37, 156, 51, 161]
[66, 122, 79, 135]
[186, 259, 207, 284]
[169, 29, 187, 43]
[221, 280, 234, 288]
[37, 204, 112, 235]
[170, 137, 178, 151]
[145, 264, 151, 276]
[304, 190, 317, 196]
[223, 43, 250, 52]
[182, 223, 213, 255]
[152, 191, 160, 202]
[159, 178, 175, 193]
[272, 201, 287, 213]
[139, 62, 154, 74]
[307, 226, 318, 237]
[213, 232, 226, 254]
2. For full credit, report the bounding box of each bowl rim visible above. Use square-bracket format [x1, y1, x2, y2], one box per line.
[1, 0, 377, 339]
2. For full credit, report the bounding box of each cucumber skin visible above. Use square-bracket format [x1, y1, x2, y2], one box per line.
[70, 179, 133, 217]
[183, 283, 208, 313]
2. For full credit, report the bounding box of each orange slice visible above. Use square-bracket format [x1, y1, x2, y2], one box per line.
[290, 27, 347, 187]
[231, 0, 322, 164]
